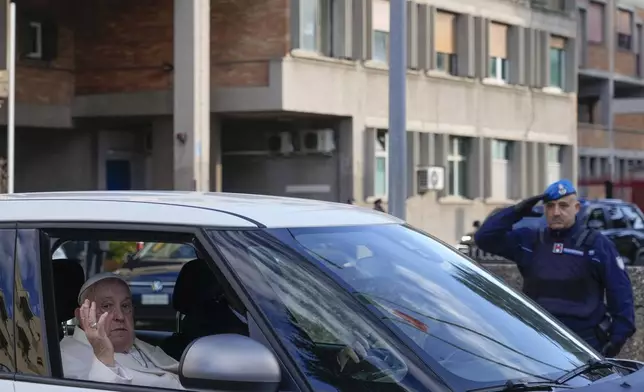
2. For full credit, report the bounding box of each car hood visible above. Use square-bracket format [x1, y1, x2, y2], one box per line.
[115, 264, 182, 281]
[566, 366, 644, 390]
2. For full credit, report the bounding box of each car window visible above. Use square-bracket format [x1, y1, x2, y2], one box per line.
[587, 208, 607, 229]
[0, 229, 16, 374]
[211, 230, 444, 392]
[135, 242, 197, 262]
[620, 204, 644, 230]
[607, 207, 628, 229]
[209, 226, 598, 391]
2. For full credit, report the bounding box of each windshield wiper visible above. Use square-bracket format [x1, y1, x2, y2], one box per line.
[467, 379, 573, 391]
[554, 359, 634, 384]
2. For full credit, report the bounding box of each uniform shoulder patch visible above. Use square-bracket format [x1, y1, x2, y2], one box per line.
[616, 256, 625, 270]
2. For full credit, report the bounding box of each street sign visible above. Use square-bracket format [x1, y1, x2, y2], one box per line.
[0, 70, 8, 99]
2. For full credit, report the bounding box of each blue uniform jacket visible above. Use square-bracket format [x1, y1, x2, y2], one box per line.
[474, 205, 636, 346]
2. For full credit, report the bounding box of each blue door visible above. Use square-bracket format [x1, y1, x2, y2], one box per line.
[106, 160, 132, 190]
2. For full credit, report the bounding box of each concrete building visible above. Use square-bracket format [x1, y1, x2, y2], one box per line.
[577, 0, 644, 200]
[0, 0, 577, 244]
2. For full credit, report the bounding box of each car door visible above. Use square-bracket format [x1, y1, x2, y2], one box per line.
[12, 224, 304, 392]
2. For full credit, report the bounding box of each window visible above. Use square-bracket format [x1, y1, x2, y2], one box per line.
[549, 36, 566, 89]
[26, 21, 43, 59]
[489, 57, 508, 82]
[621, 204, 644, 230]
[587, 208, 607, 229]
[547, 145, 562, 185]
[373, 30, 389, 63]
[637, 24, 642, 76]
[375, 129, 388, 197]
[435, 11, 457, 74]
[436, 52, 457, 75]
[489, 22, 509, 82]
[608, 207, 629, 229]
[29, 226, 285, 391]
[447, 136, 468, 197]
[211, 225, 600, 391]
[617, 9, 633, 51]
[372, 0, 389, 63]
[587, 2, 605, 43]
[491, 140, 511, 200]
[0, 229, 15, 374]
[577, 97, 598, 123]
[299, 0, 331, 53]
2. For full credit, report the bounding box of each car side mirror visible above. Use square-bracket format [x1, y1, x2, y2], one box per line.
[179, 334, 281, 392]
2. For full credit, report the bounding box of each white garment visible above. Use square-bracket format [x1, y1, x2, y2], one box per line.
[60, 326, 184, 390]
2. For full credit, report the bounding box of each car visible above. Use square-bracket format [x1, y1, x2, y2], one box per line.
[116, 242, 199, 329]
[1, 191, 644, 392]
[459, 198, 644, 265]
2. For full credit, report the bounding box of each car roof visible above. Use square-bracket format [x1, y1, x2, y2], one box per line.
[0, 191, 403, 228]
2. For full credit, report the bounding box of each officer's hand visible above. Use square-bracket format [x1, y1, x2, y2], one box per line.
[514, 194, 544, 217]
[601, 341, 624, 358]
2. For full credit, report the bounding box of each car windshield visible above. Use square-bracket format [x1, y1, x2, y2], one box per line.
[135, 242, 196, 261]
[209, 225, 599, 391]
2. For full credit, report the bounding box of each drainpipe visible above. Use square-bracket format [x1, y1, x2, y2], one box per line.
[607, 1, 616, 183]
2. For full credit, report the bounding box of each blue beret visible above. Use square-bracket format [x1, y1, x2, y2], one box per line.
[543, 179, 577, 202]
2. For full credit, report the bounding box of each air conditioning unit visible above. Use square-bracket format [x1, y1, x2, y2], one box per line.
[299, 129, 335, 154]
[267, 131, 294, 155]
[417, 166, 445, 194]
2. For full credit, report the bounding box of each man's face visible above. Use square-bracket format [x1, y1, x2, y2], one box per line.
[544, 194, 580, 230]
[91, 279, 135, 353]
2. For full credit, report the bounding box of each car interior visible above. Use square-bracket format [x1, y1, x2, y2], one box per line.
[44, 229, 264, 368]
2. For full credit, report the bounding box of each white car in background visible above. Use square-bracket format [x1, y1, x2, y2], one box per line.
[0, 191, 642, 392]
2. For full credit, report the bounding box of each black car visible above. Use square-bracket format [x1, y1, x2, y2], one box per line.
[116, 242, 198, 329]
[458, 198, 644, 265]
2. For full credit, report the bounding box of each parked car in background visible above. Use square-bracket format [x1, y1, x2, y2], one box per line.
[116, 242, 198, 329]
[459, 198, 644, 265]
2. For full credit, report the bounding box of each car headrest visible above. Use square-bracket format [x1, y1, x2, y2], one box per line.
[52, 259, 85, 323]
[173, 259, 223, 315]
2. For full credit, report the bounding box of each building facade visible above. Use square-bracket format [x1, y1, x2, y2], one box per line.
[577, 0, 644, 201]
[1, 0, 577, 244]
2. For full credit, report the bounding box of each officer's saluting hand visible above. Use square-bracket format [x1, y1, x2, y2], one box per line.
[474, 179, 636, 357]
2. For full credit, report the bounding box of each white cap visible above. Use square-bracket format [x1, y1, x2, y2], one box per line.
[77, 272, 129, 305]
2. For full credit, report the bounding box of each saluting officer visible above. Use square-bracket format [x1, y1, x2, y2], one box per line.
[474, 179, 636, 357]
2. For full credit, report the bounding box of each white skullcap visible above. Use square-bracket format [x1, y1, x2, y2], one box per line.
[77, 272, 129, 305]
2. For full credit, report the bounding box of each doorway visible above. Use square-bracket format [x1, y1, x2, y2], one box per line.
[106, 159, 132, 190]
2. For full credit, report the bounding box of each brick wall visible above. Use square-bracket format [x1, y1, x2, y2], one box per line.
[16, 0, 75, 104]
[18, 0, 291, 99]
[615, 50, 637, 77]
[74, 0, 174, 95]
[587, 44, 609, 71]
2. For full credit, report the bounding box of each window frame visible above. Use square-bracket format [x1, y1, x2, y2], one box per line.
[616, 8, 634, 51]
[549, 47, 565, 89]
[374, 129, 389, 198]
[489, 57, 508, 82]
[25, 21, 43, 60]
[11, 222, 310, 392]
[587, 1, 605, 44]
[372, 29, 390, 63]
[435, 52, 457, 75]
[298, 0, 331, 54]
[447, 137, 468, 197]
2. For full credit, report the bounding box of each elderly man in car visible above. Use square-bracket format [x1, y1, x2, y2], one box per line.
[60, 272, 184, 389]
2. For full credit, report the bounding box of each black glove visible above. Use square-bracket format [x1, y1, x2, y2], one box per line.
[513, 194, 544, 217]
[601, 341, 624, 358]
